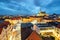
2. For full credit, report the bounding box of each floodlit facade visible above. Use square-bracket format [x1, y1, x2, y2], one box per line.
[37, 12, 49, 16]
[0, 20, 22, 40]
[39, 26, 60, 40]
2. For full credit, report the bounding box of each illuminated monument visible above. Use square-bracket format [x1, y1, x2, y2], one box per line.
[37, 11, 48, 16]
[37, 9, 49, 16]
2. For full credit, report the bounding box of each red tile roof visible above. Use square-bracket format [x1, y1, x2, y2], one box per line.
[0, 28, 3, 34]
[0, 21, 10, 27]
[0, 21, 11, 34]
[11, 17, 21, 20]
[57, 24, 60, 28]
[2, 21, 10, 25]
[26, 31, 42, 40]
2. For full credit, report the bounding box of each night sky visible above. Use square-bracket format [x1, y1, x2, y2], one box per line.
[0, 0, 60, 15]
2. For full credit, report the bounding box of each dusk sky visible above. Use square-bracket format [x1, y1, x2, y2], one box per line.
[0, 0, 60, 15]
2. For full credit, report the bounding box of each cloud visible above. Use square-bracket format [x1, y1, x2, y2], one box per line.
[0, 0, 60, 15]
[0, 2, 17, 11]
[34, 0, 53, 7]
[0, 0, 40, 15]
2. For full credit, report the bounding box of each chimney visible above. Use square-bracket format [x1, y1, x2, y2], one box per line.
[33, 25, 37, 31]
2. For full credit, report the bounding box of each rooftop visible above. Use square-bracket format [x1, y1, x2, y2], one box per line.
[21, 27, 32, 40]
[26, 31, 42, 40]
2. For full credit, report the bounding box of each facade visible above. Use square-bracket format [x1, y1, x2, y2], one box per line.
[0, 20, 21, 40]
[37, 12, 49, 16]
[39, 25, 60, 40]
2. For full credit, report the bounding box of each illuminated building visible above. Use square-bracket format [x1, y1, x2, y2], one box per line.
[36, 23, 60, 40]
[0, 20, 21, 40]
[37, 11, 49, 16]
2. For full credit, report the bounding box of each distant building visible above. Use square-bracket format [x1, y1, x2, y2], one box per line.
[48, 22, 59, 26]
[5, 17, 21, 25]
[49, 13, 58, 20]
[37, 11, 49, 17]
